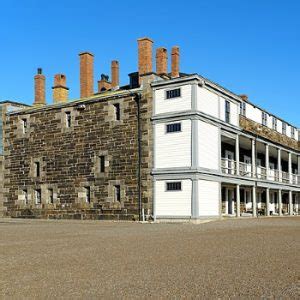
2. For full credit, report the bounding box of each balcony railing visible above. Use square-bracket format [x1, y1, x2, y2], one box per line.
[221, 157, 299, 185]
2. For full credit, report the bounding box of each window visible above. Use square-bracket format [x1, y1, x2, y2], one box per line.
[99, 155, 105, 173]
[23, 189, 28, 205]
[35, 189, 41, 204]
[34, 162, 40, 177]
[225, 100, 230, 123]
[240, 102, 246, 116]
[113, 103, 120, 121]
[22, 118, 28, 134]
[272, 117, 277, 131]
[262, 112, 267, 126]
[291, 127, 295, 139]
[166, 182, 182, 191]
[282, 122, 286, 135]
[166, 123, 181, 133]
[114, 185, 121, 202]
[65, 112, 71, 128]
[85, 187, 91, 203]
[48, 188, 53, 204]
[166, 88, 181, 99]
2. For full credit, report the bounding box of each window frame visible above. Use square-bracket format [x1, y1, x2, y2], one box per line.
[35, 189, 41, 205]
[272, 117, 277, 131]
[34, 161, 40, 177]
[240, 102, 246, 116]
[225, 100, 230, 123]
[166, 181, 182, 191]
[21, 118, 28, 134]
[84, 186, 91, 203]
[262, 112, 268, 126]
[65, 111, 72, 128]
[166, 88, 181, 100]
[99, 155, 105, 173]
[113, 103, 121, 121]
[48, 188, 54, 204]
[291, 127, 295, 139]
[114, 185, 121, 202]
[282, 122, 287, 135]
[166, 122, 182, 133]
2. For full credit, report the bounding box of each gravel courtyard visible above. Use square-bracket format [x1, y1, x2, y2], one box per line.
[0, 217, 299, 299]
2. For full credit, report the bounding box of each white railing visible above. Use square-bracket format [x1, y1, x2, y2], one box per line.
[221, 158, 299, 186]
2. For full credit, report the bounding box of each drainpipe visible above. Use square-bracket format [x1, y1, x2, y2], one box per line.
[135, 93, 142, 221]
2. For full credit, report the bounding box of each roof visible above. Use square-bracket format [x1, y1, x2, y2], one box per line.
[0, 100, 31, 107]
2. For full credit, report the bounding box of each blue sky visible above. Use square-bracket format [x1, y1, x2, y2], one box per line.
[0, 0, 299, 126]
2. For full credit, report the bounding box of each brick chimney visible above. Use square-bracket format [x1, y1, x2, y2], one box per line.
[138, 37, 153, 82]
[156, 47, 168, 75]
[171, 46, 180, 78]
[52, 74, 69, 103]
[79, 52, 94, 98]
[111, 60, 119, 90]
[34, 68, 46, 106]
[98, 74, 111, 92]
[240, 94, 249, 101]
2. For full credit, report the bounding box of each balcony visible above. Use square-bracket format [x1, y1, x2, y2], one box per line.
[221, 158, 300, 185]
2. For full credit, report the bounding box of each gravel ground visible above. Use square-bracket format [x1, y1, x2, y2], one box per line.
[0, 217, 299, 299]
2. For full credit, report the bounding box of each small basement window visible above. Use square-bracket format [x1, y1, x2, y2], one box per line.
[166, 123, 181, 133]
[35, 189, 41, 204]
[166, 182, 182, 191]
[65, 112, 71, 128]
[23, 189, 28, 205]
[166, 88, 181, 99]
[114, 185, 121, 202]
[113, 103, 121, 121]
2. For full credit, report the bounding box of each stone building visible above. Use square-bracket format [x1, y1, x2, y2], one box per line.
[1, 37, 300, 220]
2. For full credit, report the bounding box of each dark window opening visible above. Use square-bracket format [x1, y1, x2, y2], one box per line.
[22, 119, 28, 133]
[282, 122, 286, 135]
[166, 123, 181, 133]
[225, 101, 230, 123]
[100, 155, 105, 173]
[85, 187, 91, 203]
[262, 112, 267, 126]
[48, 188, 53, 204]
[114, 185, 121, 202]
[113, 103, 120, 121]
[166, 182, 182, 191]
[166, 88, 181, 99]
[65, 112, 71, 128]
[23, 189, 28, 205]
[240, 102, 246, 116]
[35, 189, 41, 204]
[35, 162, 40, 177]
[272, 117, 277, 131]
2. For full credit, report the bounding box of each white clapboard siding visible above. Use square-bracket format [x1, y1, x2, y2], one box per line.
[231, 101, 239, 126]
[155, 180, 192, 217]
[219, 97, 225, 122]
[277, 119, 282, 134]
[197, 87, 219, 118]
[197, 120, 219, 170]
[198, 180, 220, 216]
[246, 103, 262, 124]
[154, 85, 192, 115]
[155, 120, 191, 168]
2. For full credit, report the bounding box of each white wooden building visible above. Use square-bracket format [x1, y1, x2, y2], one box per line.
[151, 74, 300, 219]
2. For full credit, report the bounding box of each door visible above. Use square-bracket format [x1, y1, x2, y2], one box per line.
[243, 155, 252, 177]
[256, 158, 262, 179]
[269, 162, 275, 180]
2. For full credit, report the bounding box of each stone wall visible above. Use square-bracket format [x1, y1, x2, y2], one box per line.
[239, 116, 299, 151]
[4, 90, 153, 220]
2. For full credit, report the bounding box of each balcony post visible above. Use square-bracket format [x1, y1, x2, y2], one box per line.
[265, 144, 269, 180]
[277, 149, 282, 182]
[252, 185, 257, 217]
[251, 139, 256, 178]
[236, 135, 240, 176]
[225, 187, 228, 214]
[289, 190, 293, 216]
[278, 189, 282, 216]
[266, 188, 270, 216]
[288, 152, 292, 184]
[236, 184, 240, 217]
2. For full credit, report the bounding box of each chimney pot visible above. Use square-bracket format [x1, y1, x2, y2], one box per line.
[171, 46, 180, 78]
[98, 74, 111, 92]
[33, 68, 46, 106]
[138, 37, 153, 83]
[111, 60, 119, 89]
[79, 52, 94, 98]
[240, 94, 249, 101]
[52, 74, 69, 103]
[156, 47, 168, 75]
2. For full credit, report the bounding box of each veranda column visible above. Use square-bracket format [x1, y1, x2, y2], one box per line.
[288, 152, 292, 184]
[266, 188, 270, 216]
[278, 189, 282, 216]
[289, 190, 293, 216]
[236, 135, 240, 176]
[236, 185, 240, 217]
[252, 186, 257, 217]
[251, 139, 256, 178]
[265, 144, 269, 180]
[278, 149, 282, 182]
[225, 187, 228, 215]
